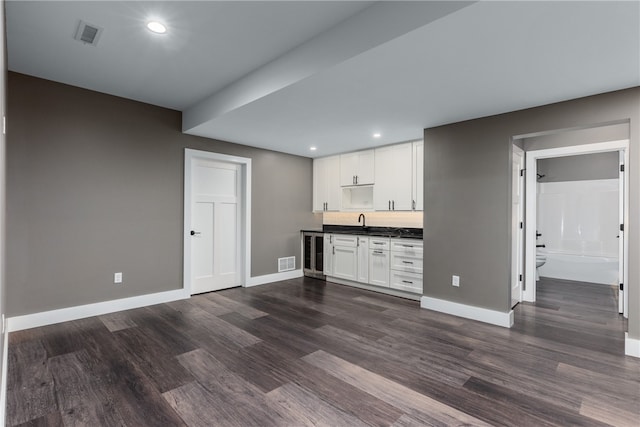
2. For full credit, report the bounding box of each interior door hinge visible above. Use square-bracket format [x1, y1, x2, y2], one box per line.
[520, 169, 525, 177]
[620, 164, 625, 172]
[620, 283, 624, 291]
[620, 224, 624, 232]
[519, 222, 523, 229]
[519, 274, 523, 282]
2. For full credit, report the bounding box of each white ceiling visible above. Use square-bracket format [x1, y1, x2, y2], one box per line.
[6, 1, 640, 158]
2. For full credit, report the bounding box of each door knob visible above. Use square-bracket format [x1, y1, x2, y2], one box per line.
[190, 230, 201, 236]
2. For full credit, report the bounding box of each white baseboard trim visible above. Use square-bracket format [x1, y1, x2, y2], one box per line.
[245, 269, 303, 287]
[6, 288, 190, 333]
[0, 328, 8, 427]
[625, 333, 640, 358]
[420, 296, 514, 328]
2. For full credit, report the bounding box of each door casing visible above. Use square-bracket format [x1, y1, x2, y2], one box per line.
[523, 140, 629, 310]
[184, 149, 252, 295]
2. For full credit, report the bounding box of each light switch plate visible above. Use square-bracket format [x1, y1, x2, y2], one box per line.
[452, 275, 460, 287]
[114, 272, 123, 284]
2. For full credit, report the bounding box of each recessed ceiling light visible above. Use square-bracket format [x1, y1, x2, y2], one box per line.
[147, 21, 167, 34]
[310, 146, 317, 151]
[373, 133, 381, 138]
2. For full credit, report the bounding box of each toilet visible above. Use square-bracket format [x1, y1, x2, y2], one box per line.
[536, 253, 547, 280]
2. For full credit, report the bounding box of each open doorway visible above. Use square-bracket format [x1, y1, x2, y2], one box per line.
[523, 140, 629, 322]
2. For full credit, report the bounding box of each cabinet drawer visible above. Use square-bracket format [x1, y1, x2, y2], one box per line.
[389, 270, 423, 294]
[391, 239, 423, 256]
[333, 235, 358, 247]
[390, 253, 423, 274]
[369, 237, 390, 251]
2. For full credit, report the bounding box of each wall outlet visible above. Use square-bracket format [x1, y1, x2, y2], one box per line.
[452, 275, 460, 287]
[114, 272, 123, 284]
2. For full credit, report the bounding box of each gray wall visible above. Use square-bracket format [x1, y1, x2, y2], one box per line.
[7, 72, 321, 316]
[537, 152, 619, 183]
[423, 87, 640, 340]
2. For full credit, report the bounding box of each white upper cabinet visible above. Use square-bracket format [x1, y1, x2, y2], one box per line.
[340, 149, 375, 186]
[374, 143, 413, 211]
[313, 155, 341, 212]
[413, 141, 424, 211]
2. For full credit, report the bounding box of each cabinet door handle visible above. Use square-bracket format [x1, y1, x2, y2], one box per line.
[402, 261, 413, 264]
[332, 247, 335, 255]
[402, 244, 414, 248]
[392, 200, 395, 210]
[357, 237, 359, 247]
[412, 200, 416, 210]
[373, 250, 383, 254]
[402, 280, 414, 284]
[388, 200, 391, 210]
[373, 242, 384, 245]
[353, 175, 356, 185]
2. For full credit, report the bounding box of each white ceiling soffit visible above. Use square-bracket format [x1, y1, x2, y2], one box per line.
[182, 1, 474, 131]
[185, 1, 640, 158]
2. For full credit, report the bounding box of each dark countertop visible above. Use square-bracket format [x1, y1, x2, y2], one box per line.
[321, 225, 423, 239]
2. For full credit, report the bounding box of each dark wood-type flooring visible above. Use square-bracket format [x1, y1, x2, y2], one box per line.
[7, 277, 640, 426]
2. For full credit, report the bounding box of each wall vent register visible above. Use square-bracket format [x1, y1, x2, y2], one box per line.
[278, 256, 295, 272]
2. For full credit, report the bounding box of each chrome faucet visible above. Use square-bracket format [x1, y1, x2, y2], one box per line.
[358, 213, 366, 228]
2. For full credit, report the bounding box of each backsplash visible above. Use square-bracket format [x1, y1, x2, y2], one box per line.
[322, 211, 423, 228]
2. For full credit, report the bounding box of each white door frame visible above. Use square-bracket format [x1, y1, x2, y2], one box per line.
[524, 140, 629, 304]
[511, 145, 525, 307]
[184, 149, 252, 295]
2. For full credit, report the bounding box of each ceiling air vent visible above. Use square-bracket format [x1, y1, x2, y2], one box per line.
[74, 20, 103, 46]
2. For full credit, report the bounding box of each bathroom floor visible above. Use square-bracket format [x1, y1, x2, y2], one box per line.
[520, 276, 626, 355]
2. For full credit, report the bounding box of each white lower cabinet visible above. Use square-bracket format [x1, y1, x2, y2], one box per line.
[332, 235, 358, 281]
[368, 237, 390, 287]
[333, 246, 357, 280]
[390, 270, 423, 293]
[390, 238, 423, 294]
[324, 233, 422, 295]
[357, 236, 369, 283]
[323, 234, 334, 276]
[369, 248, 390, 287]
[390, 252, 423, 274]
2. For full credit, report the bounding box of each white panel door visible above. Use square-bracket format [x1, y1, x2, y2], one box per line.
[511, 146, 524, 308]
[618, 150, 626, 316]
[190, 160, 241, 294]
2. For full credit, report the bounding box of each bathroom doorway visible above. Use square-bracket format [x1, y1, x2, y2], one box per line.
[523, 140, 629, 320]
